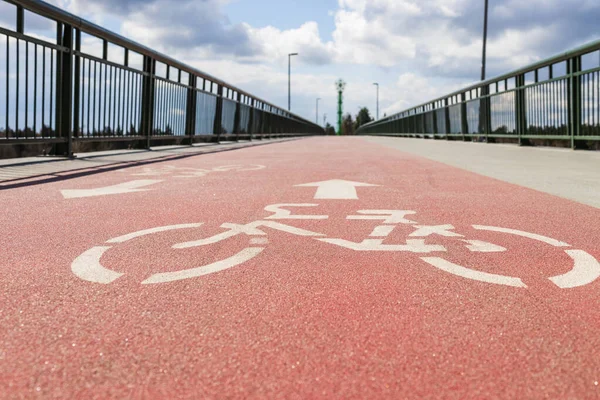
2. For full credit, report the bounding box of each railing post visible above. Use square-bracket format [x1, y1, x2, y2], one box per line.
[233, 92, 241, 142]
[55, 23, 74, 157]
[568, 56, 582, 149]
[72, 29, 81, 141]
[460, 93, 468, 141]
[213, 84, 223, 142]
[515, 73, 527, 146]
[185, 74, 197, 145]
[481, 84, 492, 142]
[140, 56, 155, 149]
[248, 99, 254, 141]
[444, 98, 451, 139]
[431, 104, 437, 138]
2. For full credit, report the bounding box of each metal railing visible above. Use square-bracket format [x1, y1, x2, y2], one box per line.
[357, 39, 600, 148]
[0, 0, 323, 156]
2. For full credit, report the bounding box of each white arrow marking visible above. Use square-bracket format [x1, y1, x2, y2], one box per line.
[61, 180, 163, 199]
[549, 250, 600, 289]
[295, 180, 379, 200]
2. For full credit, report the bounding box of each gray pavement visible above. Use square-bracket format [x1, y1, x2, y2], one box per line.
[0, 138, 297, 185]
[363, 136, 600, 209]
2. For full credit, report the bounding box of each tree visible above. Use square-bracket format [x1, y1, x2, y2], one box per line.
[324, 123, 336, 136]
[342, 113, 354, 135]
[354, 107, 373, 131]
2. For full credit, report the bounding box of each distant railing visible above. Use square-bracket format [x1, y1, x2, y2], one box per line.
[0, 0, 323, 156]
[357, 39, 600, 148]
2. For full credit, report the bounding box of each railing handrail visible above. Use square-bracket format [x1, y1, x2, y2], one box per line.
[360, 37, 600, 129]
[8, 0, 319, 128]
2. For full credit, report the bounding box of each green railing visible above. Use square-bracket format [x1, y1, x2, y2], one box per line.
[357, 39, 600, 148]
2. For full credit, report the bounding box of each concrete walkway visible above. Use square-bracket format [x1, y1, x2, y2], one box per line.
[0, 138, 298, 186]
[364, 136, 600, 209]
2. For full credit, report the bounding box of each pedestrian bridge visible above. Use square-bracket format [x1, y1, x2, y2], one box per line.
[1, 0, 600, 158]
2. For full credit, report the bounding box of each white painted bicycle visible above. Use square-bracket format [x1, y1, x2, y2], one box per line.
[72, 204, 600, 289]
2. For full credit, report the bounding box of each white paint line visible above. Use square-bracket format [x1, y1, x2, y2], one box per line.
[473, 225, 570, 247]
[462, 240, 507, 253]
[421, 257, 528, 288]
[348, 210, 417, 224]
[410, 225, 464, 238]
[174, 221, 324, 249]
[318, 238, 446, 253]
[173, 225, 250, 249]
[142, 247, 264, 284]
[295, 180, 379, 200]
[257, 221, 325, 237]
[549, 250, 600, 289]
[250, 238, 269, 245]
[71, 246, 123, 284]
[212, 164, 266, 172]
[369, 225, 396, 237]
[107, 223, 204, 244]
[264, 204, 328, 220]
[61, 180, 163, 199]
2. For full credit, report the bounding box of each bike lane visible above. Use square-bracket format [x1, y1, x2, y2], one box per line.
[1, 137, 599, 399]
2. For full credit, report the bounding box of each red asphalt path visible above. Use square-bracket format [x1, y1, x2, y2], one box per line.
[1, 137, 599, 399]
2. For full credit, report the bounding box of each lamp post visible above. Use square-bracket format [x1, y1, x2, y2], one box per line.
[316, 98, 321, 124]
[324, 113, 327, 126]
[481, 0, 489, 81]
[373, 83, 379, 120]
[288, 53, 298, 110]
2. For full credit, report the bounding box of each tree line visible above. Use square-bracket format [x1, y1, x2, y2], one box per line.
[324, 107, 375, 135]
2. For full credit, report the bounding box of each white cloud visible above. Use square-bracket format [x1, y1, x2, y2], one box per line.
[245, 22, 333, 65]
[19, 0, 600, 123]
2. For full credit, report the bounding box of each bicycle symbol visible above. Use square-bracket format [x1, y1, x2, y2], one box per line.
[72, 204, 600, 289]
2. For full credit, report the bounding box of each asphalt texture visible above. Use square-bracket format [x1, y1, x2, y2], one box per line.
[1, 137, 599, 399]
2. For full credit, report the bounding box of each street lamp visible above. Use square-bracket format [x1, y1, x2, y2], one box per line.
[324, 113, 327, 126]
[316, 98, 321, 124]
[373, 83, 379, 120]
[288, 53, 298, 110]
[481, 0, 489, 81]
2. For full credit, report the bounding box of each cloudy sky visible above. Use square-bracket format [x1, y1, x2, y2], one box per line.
[4, 0, 600, 126]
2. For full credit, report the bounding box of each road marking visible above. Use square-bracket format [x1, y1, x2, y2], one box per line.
[107, 223, 203, 244]
[549, 250, 600, 289]
[369, 225, 396, 237]
[318, 238, 446, 253]
[142, 247, 264, 284]
[264, 204, 328, 220]
[462, 240, 507, 253]
[61, 180, 163, 199]
[421, 257, 528, 288]
[410, 225, 464, 238]
[71, 246, 123, 284]
[295, 180, 379, 200]
[211, 164, 266, 172]
[132, 164, 266, 178]
[173, 221, 324, 249]
[473, 225, 570, 247]
[348, 210, 417, 224]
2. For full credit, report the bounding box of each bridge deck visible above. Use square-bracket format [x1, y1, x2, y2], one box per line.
[1, 137, 599, 399]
